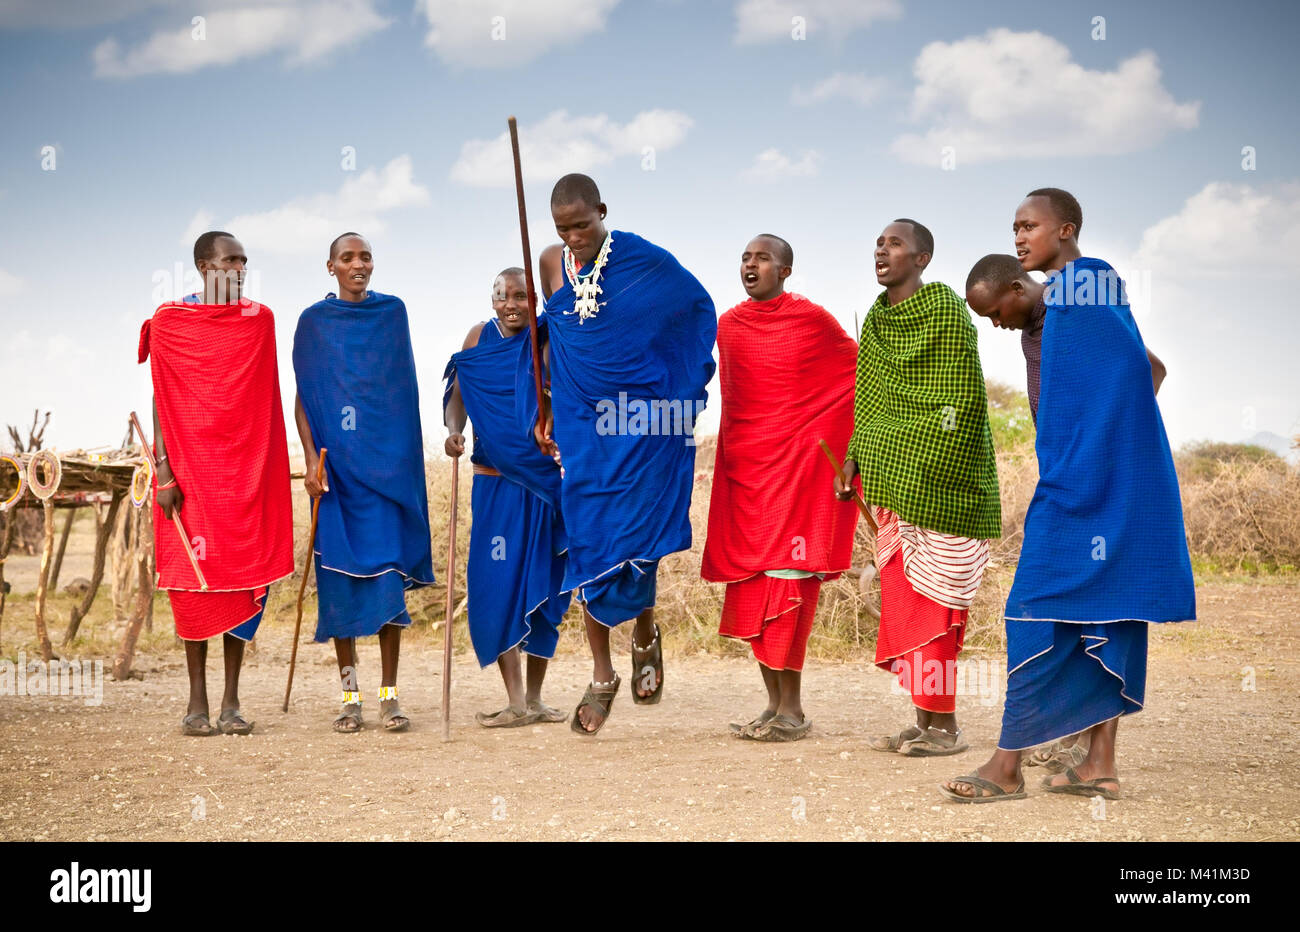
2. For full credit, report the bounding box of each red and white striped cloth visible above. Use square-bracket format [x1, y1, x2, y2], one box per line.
[873, 505, 989, 611]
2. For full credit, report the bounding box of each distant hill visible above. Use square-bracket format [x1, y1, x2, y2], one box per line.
[1244, 430, 1299, 464]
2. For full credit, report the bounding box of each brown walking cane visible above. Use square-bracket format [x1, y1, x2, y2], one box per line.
[819, 438, 879, 536]
[130, 411, 208, 591]
[283, 449, 327, 712]
[442, 456, 459, 742]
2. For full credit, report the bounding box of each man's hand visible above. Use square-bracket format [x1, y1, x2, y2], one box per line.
[156, 468, 184, 519]
[304, 454, 329, 498]
[445, 433, 466, 458]
[833, 458, 859, 502]
[533, 410, 560, 464]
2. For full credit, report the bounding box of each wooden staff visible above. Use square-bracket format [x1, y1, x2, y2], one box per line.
[442, 456, 459, 742]
[283, 449, 327, 712]
[507, 116, 547, 425]
[130, 411, 207, 591]
[819, 438, 878, 536]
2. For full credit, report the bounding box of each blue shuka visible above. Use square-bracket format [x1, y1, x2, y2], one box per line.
[544, 231, 717, 625]
[999, 258, 1195, 750]
[292, 291, 435, 642]
[444, 318, 570, 666]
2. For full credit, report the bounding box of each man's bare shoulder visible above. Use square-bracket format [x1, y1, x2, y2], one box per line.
[464, 321, 487, 350]
[539, 244, 563, 299]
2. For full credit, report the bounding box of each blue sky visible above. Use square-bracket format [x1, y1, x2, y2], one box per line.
[2, 0, 1297, 453]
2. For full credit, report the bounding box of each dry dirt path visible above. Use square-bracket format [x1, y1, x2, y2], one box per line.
[1, 581, 1297, 842]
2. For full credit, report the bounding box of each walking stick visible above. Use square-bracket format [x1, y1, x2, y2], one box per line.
[129, 411, 207, 591]
[819, 438, 879, 536]
[283, 449, 327, 712]
[507, 116, 547, 430]
[442, 456, 459, 742]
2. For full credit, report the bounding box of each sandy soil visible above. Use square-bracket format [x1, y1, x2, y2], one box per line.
[1, 580, 1297, 842]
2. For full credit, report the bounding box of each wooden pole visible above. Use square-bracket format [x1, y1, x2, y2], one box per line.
[442, 456, 459, 743]
[113, 500, 154, 681]
[0, 510, 14, 645]
[129, 411, 207, 591]
[282, 449, 327, 712]
[142, 507, 154, 633]
[507, 116, 547, 426]
[63, 491, 123, 645]
[48, 507, 75, 591]
[33, 500, 55, 662]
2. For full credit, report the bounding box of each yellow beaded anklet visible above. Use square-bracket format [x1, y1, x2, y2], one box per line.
[341, 691, 362, 706]
[377, 686, 398, 701]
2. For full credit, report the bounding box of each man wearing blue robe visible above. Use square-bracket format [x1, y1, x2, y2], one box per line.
[444, 268, 571, 728]
[536, 174, 717, 735]
[293, 233, 434, 733]
[943, 190, 1195, 802]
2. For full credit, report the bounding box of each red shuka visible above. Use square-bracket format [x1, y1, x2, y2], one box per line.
[139, 299, 294, 639]
[701, 291, 860, 583]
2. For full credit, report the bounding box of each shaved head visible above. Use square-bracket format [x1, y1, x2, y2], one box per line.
[193, 230, 236, 265]
[754, 233, 793, 268]
[551, 173, 602, 210]
[1026, 187, 1082, 238]
[892, 218, 934, 258]
[966, 253, 1029, 295]
[329, 231, 367, 259]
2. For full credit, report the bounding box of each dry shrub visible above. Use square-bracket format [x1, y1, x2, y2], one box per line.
[1177, 451, 1300, 570]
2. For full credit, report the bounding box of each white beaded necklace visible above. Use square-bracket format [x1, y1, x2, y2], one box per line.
[562, 232, 613, 323]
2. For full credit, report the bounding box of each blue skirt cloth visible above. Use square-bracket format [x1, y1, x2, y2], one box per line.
[998, 619, 1147, 750]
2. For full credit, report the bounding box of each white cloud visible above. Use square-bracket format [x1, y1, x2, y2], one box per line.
[740, 148, 821, 182]
[1133, 181, 1300, 279]
[418, 0, 619, 68]
[733, 0, 900, 44]
[791, 71, 886, 107]
[890, 29, 1199, 165]
[180, 209, 216, 247]
[1117, 182, 1300, 447]
[208, 155, 429, 256]
[450, 109, 693, 188]
[92, 0, 390, 78]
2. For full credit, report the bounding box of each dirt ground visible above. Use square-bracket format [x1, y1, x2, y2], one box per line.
[1, 578, 1297, 842]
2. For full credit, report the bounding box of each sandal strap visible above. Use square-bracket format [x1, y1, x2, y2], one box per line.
[951, 773, 1008, 797]
[631, 624, 661, 653]
[582, 676, 620, 714]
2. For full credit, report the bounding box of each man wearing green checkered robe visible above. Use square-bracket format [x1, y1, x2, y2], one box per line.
[836, 219, 1000, 759]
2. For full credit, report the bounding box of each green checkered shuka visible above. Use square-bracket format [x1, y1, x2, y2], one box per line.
[846, 282, 1001, 539]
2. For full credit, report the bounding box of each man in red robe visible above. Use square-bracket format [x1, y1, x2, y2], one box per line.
[701, 234, 860, 741]
[139, 231, 294, 736]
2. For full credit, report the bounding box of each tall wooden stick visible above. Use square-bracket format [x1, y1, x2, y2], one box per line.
[32, 500, 55, 662]
[283, 449, 327, 712]
[129, 411, 207, 591]
[507, 116, 546, 422]
[442, 456, 459, 742]
[48, 508, 75, 590]
[113, 502, 154, 681]
[819, 438, 879, 536]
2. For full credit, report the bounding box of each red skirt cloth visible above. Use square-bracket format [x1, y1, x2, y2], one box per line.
[720, 574, 822, 672]
[876, 551, 966, 713]
[167, 587, 267, 643]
